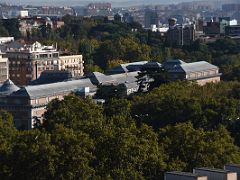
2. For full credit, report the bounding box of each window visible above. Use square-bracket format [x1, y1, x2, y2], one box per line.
[39, 54, 48, 59]
[53, 53, 59, 58]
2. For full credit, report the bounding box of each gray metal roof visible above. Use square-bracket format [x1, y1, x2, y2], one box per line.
[194, 167, 234, 174]
[0, 79, 20, 95]
[87, 72, 116, 85]
[143, 61, 162, 69]
[168, 61, 218, 73]
[165, 171, 206, 177]
[163, 59, 186, 70]
[11, 72, 139, 99]
[107, 61, 148, 74]
[12, 78, 96, 99]
[111, 71, 138, 84]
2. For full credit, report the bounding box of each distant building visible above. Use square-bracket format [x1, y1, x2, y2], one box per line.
[0, 53, 9, 83]
[219, 17, 231, 34]
[19, 17, 64, 37]
[203, 21, 220, 36]
[166, 18, 195, 46]
[18, 10, 29, 18]
[144, 9, 159, 28]
[6, 41, 84, 86]
[0, 37, 14, 44]
[194, 167, 237, 180]
[225, 25, 240, 37]
[26, 6, 74, 17]
[165, 171, 207, 180]
[87, 3, 111, 10]
[86, 2, 112, 16]
[59, 55, 84, 77]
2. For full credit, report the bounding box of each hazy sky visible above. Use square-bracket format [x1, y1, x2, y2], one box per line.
[0, 0, 211, 7]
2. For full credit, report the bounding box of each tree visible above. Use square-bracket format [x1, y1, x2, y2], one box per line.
[43, 95, 104, 131]
[2, 19, 21, 38]
[137, 63, 170, 92]
[51, 125, 95, 179]
[95, 83, 127, 100]
[107, 59, 128, 69]
[10, 129, 56, 179]
[104, 98, 132, 118]
[159, 123, 240, 171]
[93, 117, 165, 179]
[0, 111, 17, 178]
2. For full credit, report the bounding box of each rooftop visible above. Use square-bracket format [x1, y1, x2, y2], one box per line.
[106, 61, 148, 74]
[165, 171, 206, 177]
[168, 61, 219, 73]
[225, 164, 240, 168]
[0, 79, 20, 95]
[11, 71, 138, 99]
[194, 167, 235, 174]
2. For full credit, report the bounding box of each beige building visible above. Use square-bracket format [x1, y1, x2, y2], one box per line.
[59, 55, 84, 77]
[194, 168, 237, 180]
[0, 52, 9, 83]
[6, 41, 84, 86]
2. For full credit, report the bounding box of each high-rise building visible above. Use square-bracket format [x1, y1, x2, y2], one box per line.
[166, 18, 195, 46]
[144, 9, 159, 28]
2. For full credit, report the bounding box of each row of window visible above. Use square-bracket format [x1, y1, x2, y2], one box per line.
[188, 70, 218, 79]
[35, 53, 59, 59]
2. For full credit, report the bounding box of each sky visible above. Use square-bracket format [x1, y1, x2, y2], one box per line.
[0, 0, 214, 7]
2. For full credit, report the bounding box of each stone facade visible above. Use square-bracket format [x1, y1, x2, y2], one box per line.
[6, 42, 84, 86]
[59, 55, 84, 76]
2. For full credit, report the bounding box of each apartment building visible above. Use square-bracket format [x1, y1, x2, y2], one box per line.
[166, 18, 195, 46]
[6, 41, 84, 86]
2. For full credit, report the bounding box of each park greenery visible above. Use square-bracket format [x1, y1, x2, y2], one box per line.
[0, 81, 240, 179]
[0, 16, 240, 179]
[1, 16, 240, 81]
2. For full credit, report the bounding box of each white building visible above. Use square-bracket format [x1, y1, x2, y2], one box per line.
[0, 37, 14, 44]
[59, 55, 84, 77]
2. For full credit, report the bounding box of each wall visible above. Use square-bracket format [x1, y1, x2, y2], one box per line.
[225, 165, 240, 180]
[196, 76, 220, 86]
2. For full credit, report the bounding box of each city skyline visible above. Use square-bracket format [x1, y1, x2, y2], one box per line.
[0, 0, 224, 7]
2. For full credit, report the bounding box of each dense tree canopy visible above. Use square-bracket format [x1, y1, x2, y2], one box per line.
[1, 16, 240, 179]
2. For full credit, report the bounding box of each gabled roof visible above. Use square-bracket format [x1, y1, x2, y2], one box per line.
[10, 71, 139, 99]
[87, 72, 115, 85]
[11, 78, 96, 99]
[168, 61, 218, 73]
